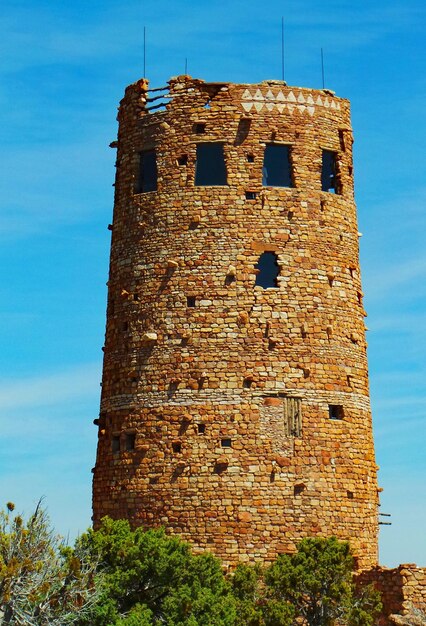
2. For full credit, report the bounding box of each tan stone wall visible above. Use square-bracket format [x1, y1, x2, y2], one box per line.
[93, 75, 379, 568]
[358, 565, 426, 625]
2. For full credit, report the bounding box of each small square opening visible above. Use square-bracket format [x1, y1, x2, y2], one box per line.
[247, 154, 255, 163]
[172, 442, 182, 453]
[194, 123, 206, 134]
[187, 296, 196, 308]
[329, 404, 344, 420]
[243, 377, 253, 389]
[294, 484, 305, 496]
[245, 191, 258, 200]
[197, 423, 206, 434]
[221, 438, 232, 448]
[177, 154, 188, 166]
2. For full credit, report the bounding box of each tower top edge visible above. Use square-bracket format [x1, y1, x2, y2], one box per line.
[123, 75, 348, 104]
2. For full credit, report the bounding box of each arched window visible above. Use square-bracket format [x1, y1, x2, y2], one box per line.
[255, 252, 280, 288]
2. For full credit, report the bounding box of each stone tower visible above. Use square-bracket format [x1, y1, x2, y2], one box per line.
[93, 75, 379, 569]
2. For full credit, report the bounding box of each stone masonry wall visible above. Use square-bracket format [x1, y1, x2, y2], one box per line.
[92, 76, 379, 568]
[358, 565, 426, 625]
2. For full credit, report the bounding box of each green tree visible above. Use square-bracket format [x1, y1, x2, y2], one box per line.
[77, 517, 236, 626]
[0, 501, 99, 626]
[264, 537, 381, 626]
[231, 563, 294, 626]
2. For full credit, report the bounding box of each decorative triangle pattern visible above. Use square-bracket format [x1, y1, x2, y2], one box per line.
[239, 87, 342, 116]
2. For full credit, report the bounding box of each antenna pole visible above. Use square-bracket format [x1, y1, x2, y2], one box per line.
[281, 17, 285, 82]
[185, 57, 188, 75]
[321, 47, 325, 89]
[143, 26, 146, 77]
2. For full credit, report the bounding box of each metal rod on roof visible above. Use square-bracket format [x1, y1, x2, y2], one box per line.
[185, 57, 188, 75]
[281, 17, 285, 82]
[321, 47, 325, 89]
[144, 26, 146, 77]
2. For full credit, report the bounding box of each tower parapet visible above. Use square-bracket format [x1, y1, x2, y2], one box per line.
[93, 76, 379, 568]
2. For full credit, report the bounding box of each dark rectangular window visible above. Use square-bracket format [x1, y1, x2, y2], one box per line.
[262, 144, 293, 187]
[136, 150, 157, 193]
[329, 404, 344, 420]
[187, 296, 196, 307]
[112, 435, 120, 453]
[221, 438, 232, 447]
[125, 433, 136, 451]
[195, 143, 227, 186]
[321, 150, 340, 193]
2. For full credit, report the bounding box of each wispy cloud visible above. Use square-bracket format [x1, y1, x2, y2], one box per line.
[0, 361, 100, 536]
[1, 1, 423, 77]
[0, 362, 100, 413]
[0, 139, 113, 239]
[365, 255, 426, 300]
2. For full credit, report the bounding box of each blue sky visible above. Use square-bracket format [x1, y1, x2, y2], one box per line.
[0, 0, 425, 567]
